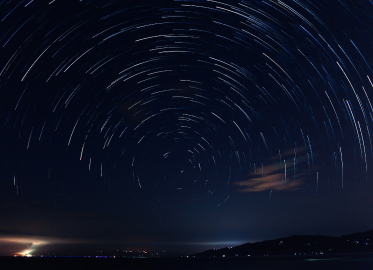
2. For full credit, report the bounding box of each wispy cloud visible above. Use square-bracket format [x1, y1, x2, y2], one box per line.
[235, 147, 312, 192]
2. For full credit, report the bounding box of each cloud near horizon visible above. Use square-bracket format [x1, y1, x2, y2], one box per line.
[0, 235, 86, 256]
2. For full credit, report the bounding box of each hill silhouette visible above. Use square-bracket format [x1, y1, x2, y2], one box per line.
[191, 230, 373, 257]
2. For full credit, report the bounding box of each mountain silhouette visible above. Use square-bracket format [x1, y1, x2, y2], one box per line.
[191, 230, 373, 257]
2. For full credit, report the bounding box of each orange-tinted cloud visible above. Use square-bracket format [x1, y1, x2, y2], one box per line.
[235, 146, 311, 192]
[0, 235, 84, 256]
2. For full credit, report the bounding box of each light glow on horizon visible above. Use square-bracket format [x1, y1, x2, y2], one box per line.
[0, 235, 82, 256]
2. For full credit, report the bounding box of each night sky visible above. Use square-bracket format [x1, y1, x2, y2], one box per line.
[1, 0, 373, 257]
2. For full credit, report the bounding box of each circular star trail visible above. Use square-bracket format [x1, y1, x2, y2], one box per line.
[1, 0, 373, 221]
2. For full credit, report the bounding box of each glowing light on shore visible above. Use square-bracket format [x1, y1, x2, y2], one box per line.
[0, 236, 49, 256]
[0, 235, 82, 256]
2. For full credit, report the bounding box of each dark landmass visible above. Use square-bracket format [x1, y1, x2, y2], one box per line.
[2, 254, 373, 270]
[191, 230, 373, 257]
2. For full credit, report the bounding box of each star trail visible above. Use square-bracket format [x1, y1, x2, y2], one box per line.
[1, 0, 373, 256]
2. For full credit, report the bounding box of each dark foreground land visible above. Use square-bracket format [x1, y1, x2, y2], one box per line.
[2, 254, 373, 270]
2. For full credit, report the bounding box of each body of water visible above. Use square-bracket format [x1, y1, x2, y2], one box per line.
[2, 255, 373, 269]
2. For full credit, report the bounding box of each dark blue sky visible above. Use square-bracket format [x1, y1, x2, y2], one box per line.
[1, 0, 373, 256]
